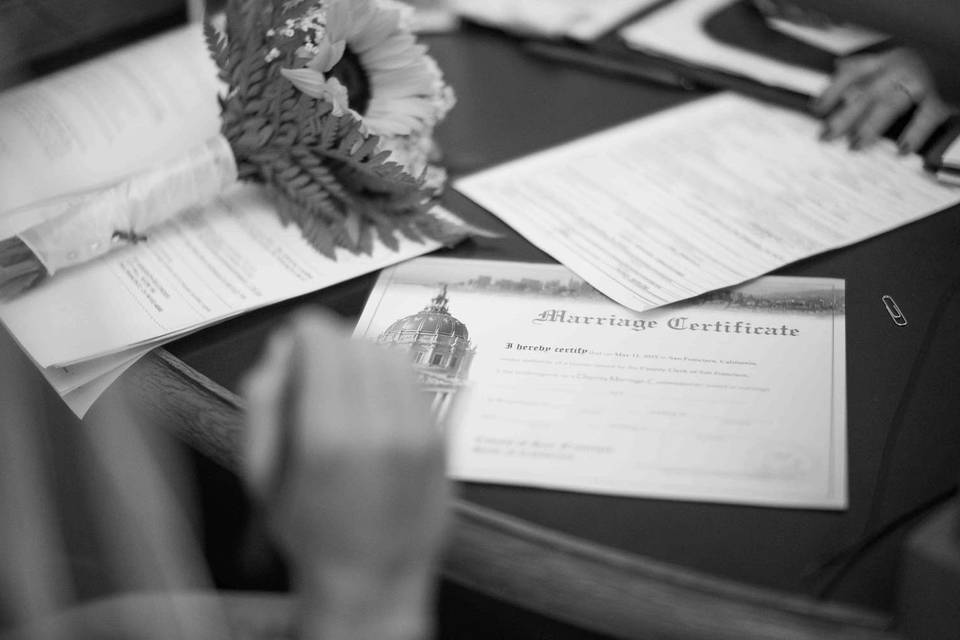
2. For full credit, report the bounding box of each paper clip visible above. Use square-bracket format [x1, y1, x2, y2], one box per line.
[882, 295, 908, 327]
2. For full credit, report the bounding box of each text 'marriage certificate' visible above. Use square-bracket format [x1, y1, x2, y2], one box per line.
[355, 257, 846, 509]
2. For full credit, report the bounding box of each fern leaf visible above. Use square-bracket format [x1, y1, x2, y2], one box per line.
[203, 19, 230, 72]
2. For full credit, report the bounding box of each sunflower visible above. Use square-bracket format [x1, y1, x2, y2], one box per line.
[276, 0, 455, 178]
[209, 0, 463, 257]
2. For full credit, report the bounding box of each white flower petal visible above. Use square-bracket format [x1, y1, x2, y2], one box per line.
[368, 66, 437, 98]
[281, 68, 350, 115]
[280, 67, 329, 96]
[349, 8, 400, 52]
[324, 0, 353, 42]
[276, 0, 455, 142]
[306, 39, 346, 72]
[358, 33, 417, 65]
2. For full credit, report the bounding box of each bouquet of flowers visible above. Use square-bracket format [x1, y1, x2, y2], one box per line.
[0, 0, 459, 297]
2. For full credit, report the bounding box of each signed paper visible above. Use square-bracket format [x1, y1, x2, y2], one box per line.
[456, 93, 960, 313]
[355, 258, 847, 509]
[0, 185, 449, 369]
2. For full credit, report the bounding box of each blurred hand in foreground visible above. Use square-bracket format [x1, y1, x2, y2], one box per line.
[813, 48, 955, 153]
[241, 311, 448, 640]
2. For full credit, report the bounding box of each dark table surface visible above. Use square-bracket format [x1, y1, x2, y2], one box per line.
[167, 24, 960, 614]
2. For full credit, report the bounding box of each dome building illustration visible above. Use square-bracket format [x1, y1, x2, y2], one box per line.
[377, 285, 475, 420]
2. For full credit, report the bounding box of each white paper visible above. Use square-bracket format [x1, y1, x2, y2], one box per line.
[356, 258, 846, 509]
[0, 189, 103, 240]
[937, 171, 960, 187]
[47, 323, 220, 417]
[766, 17, 886, 56]
[0, 184, 449, 368]
[43, 346, 152, 395]
[62, 354, 147, 418]
[20, 135, 238, 275]
[620, 0, 829, 96]
[453, 0, 660, 41]
[0, 24, 221, 220]
[456, 93, 960, 313]
[944, 137, 960, 170]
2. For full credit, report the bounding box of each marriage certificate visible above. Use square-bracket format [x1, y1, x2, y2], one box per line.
[455, 93, 960, 312]
[355, 258, 847, 509]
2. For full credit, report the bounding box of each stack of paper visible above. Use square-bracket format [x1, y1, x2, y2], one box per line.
[0, 186, 449, 416]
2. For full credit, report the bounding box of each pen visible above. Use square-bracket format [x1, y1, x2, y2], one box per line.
[522, 41, 697, 91]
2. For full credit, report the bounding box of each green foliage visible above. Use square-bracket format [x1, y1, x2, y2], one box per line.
[209, 0, 446, 257]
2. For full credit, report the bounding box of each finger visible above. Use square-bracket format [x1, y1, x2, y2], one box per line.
[382, 346, 437, 447]
[288, 311, 351, 449]
[898, 98, 954, 154]
[353, 338, 394, 443]
[849, 88, 913, 149]
[285, 310, 389, 508]
[242, 328, 296, 496]
[813, 56, 881, 115]
[821, 89, 873, 141]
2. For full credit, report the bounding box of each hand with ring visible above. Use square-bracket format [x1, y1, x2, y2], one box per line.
[812, 47, 955, 153]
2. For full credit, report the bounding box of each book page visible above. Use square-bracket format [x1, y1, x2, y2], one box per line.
[356, 258, 846, 509]
[0, 185, 448, 368]
[456, 93, 960, 312]
[0, 24, 221, 220]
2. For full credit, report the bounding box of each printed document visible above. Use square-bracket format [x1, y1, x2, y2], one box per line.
[0, 185, 449, 370]
[355, 258, 846, 509]
[456, 93, 960, 312]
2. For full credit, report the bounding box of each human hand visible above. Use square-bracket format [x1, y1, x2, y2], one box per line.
[241, 311, 449, 640]
[813, 48, 955, 153]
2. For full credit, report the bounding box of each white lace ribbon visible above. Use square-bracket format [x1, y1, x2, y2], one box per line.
[19, 135, 238, 275]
